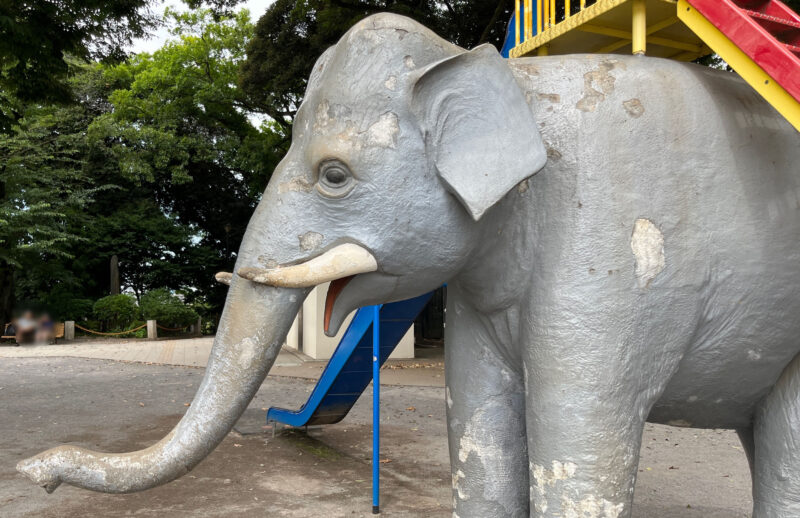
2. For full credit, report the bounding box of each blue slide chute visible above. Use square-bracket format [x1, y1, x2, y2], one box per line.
[267, 291, 434, 427]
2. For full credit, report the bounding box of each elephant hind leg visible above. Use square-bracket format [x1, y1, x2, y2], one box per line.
[752, 354, 800, 518]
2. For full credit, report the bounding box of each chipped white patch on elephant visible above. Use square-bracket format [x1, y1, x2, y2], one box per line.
[561, 494, 624, 518]
[630, 218, 665, 288]
[457, 404, 521, 514]
[452, 469, 469, 500]
[532, 461, 577, 513]
[314, 100, 332, 130]
[278, 177, 313, 194]
[298, 231, 323, 252]
[403, 55, 415, 69]
[365, 112, 399, 148]
[532, 461, 623, 518]
[237, 336, 259, 369]
[384, 75, 397, 91]
[446, 386, 453, 409]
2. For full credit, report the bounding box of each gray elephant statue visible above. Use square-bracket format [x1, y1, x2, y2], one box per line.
[17, 12, 800, 518]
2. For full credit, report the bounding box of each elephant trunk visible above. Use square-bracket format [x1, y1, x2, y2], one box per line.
[17, 278, 307, 493]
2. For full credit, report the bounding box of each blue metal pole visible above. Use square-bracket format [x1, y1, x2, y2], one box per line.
[372, 304, 380, 515]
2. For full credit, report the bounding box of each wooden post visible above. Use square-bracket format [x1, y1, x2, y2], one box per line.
[147, 320, 157, 340]
[195, 317, 202, 336]
[65, 321, 75, 341]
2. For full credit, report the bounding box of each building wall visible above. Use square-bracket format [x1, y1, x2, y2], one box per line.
[284, 283, 414, 360]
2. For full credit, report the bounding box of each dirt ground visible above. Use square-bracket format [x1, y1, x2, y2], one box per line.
[0, 357, 752, 517]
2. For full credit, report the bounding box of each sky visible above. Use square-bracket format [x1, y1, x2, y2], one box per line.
[130, 0, 276, 54]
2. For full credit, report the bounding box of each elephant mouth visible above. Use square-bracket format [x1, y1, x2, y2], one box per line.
[324, 275, 355, 334]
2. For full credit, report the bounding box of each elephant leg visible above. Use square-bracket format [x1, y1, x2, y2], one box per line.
[521, 313, 666, 518]
[736, 427, 755, 478]
[522, 368, 646, 517]
[445, 298, 528, 517]
[752, 354, 800, 518]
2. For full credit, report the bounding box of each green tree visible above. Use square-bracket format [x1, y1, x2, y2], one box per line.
[3, 61, 201, 323]
[0, 0, 158, 133]
[0, 70, 104, 323]
[140, 288, 199, 327]
[87, 7, 280, 318]
[239, 0, 513, 125]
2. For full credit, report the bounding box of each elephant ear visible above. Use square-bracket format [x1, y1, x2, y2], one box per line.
[410, 44, 547, 221]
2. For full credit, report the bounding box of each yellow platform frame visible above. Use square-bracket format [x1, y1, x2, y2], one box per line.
[509, 0, 800, 132]
[510, 0, 709, 60]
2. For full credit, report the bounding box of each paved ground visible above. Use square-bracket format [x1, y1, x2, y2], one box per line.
[0, 342, 753, 517]
[0, 337, 446, 387]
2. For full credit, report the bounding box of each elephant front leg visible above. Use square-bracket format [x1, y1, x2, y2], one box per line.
[445, 300, 529, 517]
[522, 316, 669, 518]
[523, 368, 646, 518]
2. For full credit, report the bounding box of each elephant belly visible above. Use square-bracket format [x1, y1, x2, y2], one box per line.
[649, 288, 800, 429]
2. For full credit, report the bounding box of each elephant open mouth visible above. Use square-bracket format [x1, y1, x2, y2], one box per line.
[222, 242, 378, 334]
[323, 274, 355, 334]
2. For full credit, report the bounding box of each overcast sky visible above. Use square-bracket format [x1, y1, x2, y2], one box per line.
[130, 0, 276, 54]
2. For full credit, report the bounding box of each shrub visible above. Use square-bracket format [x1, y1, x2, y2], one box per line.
[93, 294, 138, 330]
[140, 288, 198, 328]
[37, 285, 94, 321]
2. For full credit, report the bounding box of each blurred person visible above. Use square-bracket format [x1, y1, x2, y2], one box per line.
[36, 313, 55, 344]
[15, 311, 36, 344]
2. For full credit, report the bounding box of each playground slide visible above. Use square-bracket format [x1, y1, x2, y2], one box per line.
[267, 291, 433, 427]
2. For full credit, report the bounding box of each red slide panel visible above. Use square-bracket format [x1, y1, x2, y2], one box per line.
[688, 0, 800, 103]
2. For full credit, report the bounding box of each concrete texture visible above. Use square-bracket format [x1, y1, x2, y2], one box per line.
[0, 338, 445, 387]
[0, 357, 751, 517]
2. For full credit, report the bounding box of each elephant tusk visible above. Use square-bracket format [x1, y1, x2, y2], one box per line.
[215, 272, 232, 285]
[238, 243, 378, 288]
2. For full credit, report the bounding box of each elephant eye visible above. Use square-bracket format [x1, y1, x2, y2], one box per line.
[317, 160, 355, 198]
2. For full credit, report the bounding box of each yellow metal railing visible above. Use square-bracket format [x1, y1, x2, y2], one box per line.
[515, 0, 589, 41]
[512, 0, 648, 56]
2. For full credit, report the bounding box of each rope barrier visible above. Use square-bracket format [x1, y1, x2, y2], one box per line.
[156, 323, 190, 331]
[74, 323, 147, 336]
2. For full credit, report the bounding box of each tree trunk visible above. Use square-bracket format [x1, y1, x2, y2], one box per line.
[0, 262, 14, 326]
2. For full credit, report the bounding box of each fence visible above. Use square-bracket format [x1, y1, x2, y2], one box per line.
[64, 317, 203, 341]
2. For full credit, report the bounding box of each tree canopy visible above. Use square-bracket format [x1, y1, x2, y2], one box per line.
[239, 0, 514, 124]
[0, 0, 159, 133]
[1, 8, 277, 326]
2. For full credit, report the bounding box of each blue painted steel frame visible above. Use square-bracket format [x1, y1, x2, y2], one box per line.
[266, 291, 434, 427]
[372, 304, 380, 514]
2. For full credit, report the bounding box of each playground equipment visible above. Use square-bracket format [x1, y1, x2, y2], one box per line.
[502, 0, 800, 130]
[18, 12, 800, 518]
[267, 293, 432, 427]
[266, 292, 432, 512]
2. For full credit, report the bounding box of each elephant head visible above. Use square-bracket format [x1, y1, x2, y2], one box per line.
[17, 13, 546, 493]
